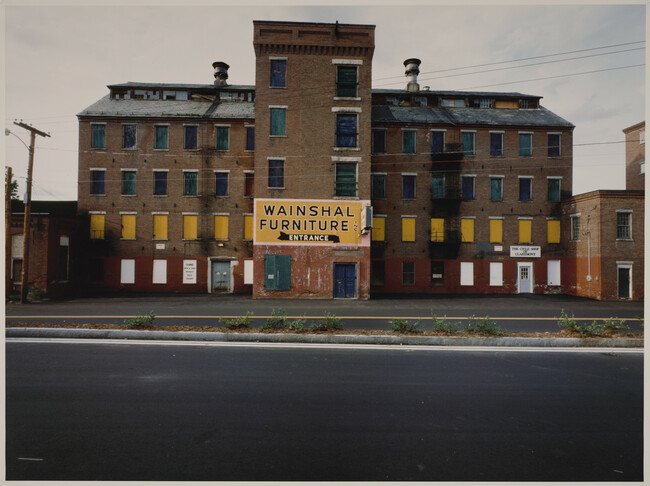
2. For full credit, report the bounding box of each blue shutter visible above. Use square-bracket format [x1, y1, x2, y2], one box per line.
[372, 129, 386, 154]
[270, 60, 286, 88]
[462, 176, 474, 200]
[215, 172, 228, 196]
[336, 114, 357, 147]
[154, 172, 167, 195]
[403, 175, 416, 199]
[268, 160, 284, 188]
[91, 171, 105, 195]
[246, 127, 255, 151]
[184, 126, 197, 149]
[548, 134, 560, 157]
[490, 133, 502, 156]
[123, 125, 136, 148]
[431, 132, 444, 154]
[519, 179, 531, 201]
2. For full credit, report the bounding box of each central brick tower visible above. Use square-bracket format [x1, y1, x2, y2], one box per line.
[252, 20, 375, 298]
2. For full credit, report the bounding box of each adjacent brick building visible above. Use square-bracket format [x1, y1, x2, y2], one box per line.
[623, 121, 645, 191]
[8, 200, 81, 298]
[76, 19, 589, 299]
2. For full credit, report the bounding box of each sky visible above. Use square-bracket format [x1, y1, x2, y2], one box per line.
[2, 1, 646, 201]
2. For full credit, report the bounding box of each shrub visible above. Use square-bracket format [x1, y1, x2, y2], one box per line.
[473, 316, 504, 336]
[557, 310, 603, 336]
[287, 318, 306, 332]
[310, 312, 343, 332]
[260, 308, 288, 330]
[601, 317, 630, 332]
[390, 318, 422, 334]
[219, 312, 254, 330]
[123, 311, 156, 329]
[431, 314, 462, 334]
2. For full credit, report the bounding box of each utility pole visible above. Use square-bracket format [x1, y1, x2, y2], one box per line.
[12, 121, 50, 303]
[5, 166, 13, 298]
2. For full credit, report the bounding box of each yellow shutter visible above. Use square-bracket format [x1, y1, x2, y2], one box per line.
[183, 215, 198, 240]
[461, 218, 474, 242]
[519, 219, 532, 243]
[402, 217, 415, 242]
[214, 215, 229, 240]
[430, 218, 444, 242]
[244, 215, 254, 240]
[90, 214, 105, 239]
[121, 214, 136, 239]
[547, 220, 560, 243]
[153, 214, 168, 240]
[372, 217, 385, 241]
[489, 219, 502, 243]
[495, 100, 518, 109]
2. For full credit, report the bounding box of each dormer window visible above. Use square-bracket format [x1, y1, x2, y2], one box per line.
[472, 98, 492, 108]
[441, 99, 465, 108]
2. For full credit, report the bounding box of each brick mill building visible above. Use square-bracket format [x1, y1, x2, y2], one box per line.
[77, 19, 585, 299]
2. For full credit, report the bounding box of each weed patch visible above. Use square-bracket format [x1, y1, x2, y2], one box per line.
[123, 311, 156, 329]
[219, 312, 254, 330]
[310, 312, 343, 332]
[390, 318, 422, 334]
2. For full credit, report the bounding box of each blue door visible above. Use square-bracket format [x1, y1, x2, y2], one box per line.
[334, 263, 356, 298]
[212, 261, 231, 292]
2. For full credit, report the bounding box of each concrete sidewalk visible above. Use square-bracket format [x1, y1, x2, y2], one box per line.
[6, 326, 644, 348]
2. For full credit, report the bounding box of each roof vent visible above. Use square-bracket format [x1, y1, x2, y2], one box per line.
[404, 58, 421, 93]
[213, 62, 230, 87]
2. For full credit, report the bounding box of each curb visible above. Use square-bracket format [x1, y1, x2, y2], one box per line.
[5, 327, 644, 348]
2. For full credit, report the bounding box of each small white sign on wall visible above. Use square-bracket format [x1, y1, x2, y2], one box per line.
[183, 260, 197, 284]
[510, 246, 541, 258]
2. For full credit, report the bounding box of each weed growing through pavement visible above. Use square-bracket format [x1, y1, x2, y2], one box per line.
[390, 318, 422, 334]
[260, 308, 306, 332]
[431, 314, 463, 334]
[219, 312, 254, 330]
[123, 311, 156, 329]
[310, 312, 343, 332]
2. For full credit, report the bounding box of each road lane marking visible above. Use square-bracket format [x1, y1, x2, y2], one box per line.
[5, 315, 643, 321]
[6, 338, 644, 354]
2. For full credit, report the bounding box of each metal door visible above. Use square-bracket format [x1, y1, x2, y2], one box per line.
[212, 261, 231, 292]
[334, 263, 356, 298]
[517, 263, 533, 293]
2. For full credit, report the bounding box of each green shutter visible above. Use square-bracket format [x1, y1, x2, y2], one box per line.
[270, 108, 286, 136]
[336, 163, 357, 196]
[264, 255, 277, 290]
[276, 255, 291, 290]
[216, 126, 229, 150]
[264, 255, 291, 291]
[337, 66, 358, 97]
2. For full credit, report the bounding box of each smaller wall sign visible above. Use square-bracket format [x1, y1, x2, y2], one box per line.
[183, 259, 197, 284]
[156, 243, 165, 250]
[510, 246, 541, 258]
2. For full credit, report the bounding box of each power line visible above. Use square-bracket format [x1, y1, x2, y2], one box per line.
[372, 40, 645, 82]
[375, 47, 645, 87]
[461, 64, 645, 90]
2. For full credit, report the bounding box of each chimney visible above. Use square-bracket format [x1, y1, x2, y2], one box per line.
[213, 61, 230, 87]
[404, 58, 421, 93]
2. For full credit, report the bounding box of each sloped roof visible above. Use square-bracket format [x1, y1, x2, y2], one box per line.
[371, 105, 574, 128]
[77, 95, 254, 119]
[372, 88, 541, 100]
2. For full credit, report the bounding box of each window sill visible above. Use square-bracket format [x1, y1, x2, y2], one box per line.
[153, 239, 169, 242]
[616, 238, 634, 242]
[154, 148, 169, 152]
[268, 187, 285, 190]
[183, 195, 200, 197]
[270, 135, 287, 138]
[153, 195, 169, 197]
[90, 194, 106, 196]
[333, 97, 362, 101]
[121, 194, 137, 197]
[269, 86, 287, 89]
[184, 148, 199, 151]
[182, 239, 199, 241]
[91, 148, 107, 151]
[120, 238, 136, 241]
[334, 196, 358, 199]
[122, 148, 138, 151]
[334, 147, 360, 151]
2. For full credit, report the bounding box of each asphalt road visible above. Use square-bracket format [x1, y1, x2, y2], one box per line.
[6, 340, 643, 481]
[5, 293, 645, 333]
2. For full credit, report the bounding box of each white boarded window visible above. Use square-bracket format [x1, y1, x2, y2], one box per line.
[153, 259, 167, 284]
[183, 259, 197, 284]
[120, 259, 135, 284]
[244, 260, 254, 285]
[460, 262, 474, 286]
[548, 260, 561, 286]
[489, 262, 503, 286]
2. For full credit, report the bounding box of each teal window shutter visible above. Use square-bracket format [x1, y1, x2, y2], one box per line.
[337, 66, 358, 97]
[490, 178, 502, 201]
[276, 255, 291, 290]
[155, 126, 168, 149]
[92, 125, 105, 149]
[122, 171, 136, 195]
[519, 133, 532, 156]
[216, 126, 229, 150]
[270, 109, 286, 136]
[431, 176, 444, 199]
[336, 163, 357, 197]
[462, 132, 474, 155]
[264, 255, 277, 290]
[184, 172, 197, 196]
[402, 131, 416, 154]
[264, 255, 291, 291]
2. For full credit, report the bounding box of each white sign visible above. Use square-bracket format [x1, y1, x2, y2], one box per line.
[183, 260, 197, 284]
[510, 246, 541, 258]
[156, 243, 165, 250]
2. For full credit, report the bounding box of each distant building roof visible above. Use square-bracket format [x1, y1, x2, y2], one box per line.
[11, 200, 78, 217]
[371, 104, 574, 128]
[78, 95, 255, 119]
[371, 88, 541, 100]
[107, 82, 255, 91]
